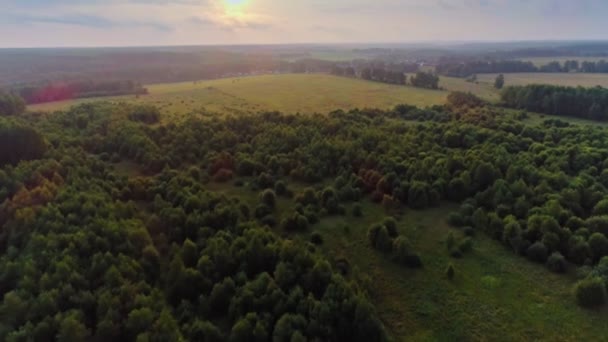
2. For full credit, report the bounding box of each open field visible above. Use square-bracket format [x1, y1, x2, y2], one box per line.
[203, 179, 608, 341]
[28, 74, 450, 115]
[477, 73, 608, 88]
[523, 56, 608, 67]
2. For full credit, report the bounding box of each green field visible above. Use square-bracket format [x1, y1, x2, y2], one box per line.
[523, 56, 608, 67]
[477, 73, 608, 88]
[28, 74, 451, 115]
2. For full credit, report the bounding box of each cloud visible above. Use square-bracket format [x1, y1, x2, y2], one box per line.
[3, 13, 172, 31]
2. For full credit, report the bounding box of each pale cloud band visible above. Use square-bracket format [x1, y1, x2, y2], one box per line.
[0, 0, 607, 47]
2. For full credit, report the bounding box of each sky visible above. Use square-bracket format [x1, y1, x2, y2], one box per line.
[1, 0, 607, 47]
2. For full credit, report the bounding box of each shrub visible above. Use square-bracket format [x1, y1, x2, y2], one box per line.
[282, 212, 309, 232]
[446, 232, 456, 250]
[546, 252, 567, 273]
[448, 212, 466, 227]
[254, 204, 272, 219]
[458, 237, 473, 253]
[259, 189, 277, 208]
[212, 169, 233, 183]
[310, 232, 323, 245]
[383, 217, 398, 238]
[526, 241, 549, 263]
[274, 181, 287, 196]
[392, 236, 412, 264]
[574, 277, 607, 308]
[446, 264, 455, 280]
[589, 233, 608, 262]
[374, 226, 393, 253]
[450, 248, 463, 258]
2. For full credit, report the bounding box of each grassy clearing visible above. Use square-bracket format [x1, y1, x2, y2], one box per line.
[477, 73, 608, 88]
[200, 179, 608, 341]
[523, 57, 608, 67]
[28, 74, 449, 115]
[315, 203, 608, 341]
[439, 76, 500, 102]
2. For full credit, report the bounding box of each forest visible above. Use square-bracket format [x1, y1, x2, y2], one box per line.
[436, 59, 608, 77]
[3, 88, 608, 340]
[14, 81, 148, 105]
[501, 84, 608, 120]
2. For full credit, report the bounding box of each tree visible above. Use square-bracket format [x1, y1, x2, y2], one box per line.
[546, 252, 567, 273]
[494, 74, 505, 89]
[526, 241, 549, 263]
[0, 92, 26, 116]
[56, 316, 90, 342]
[589, 233, 608, 262]
[260, 189, 277, 208]
[574, 277, 607, 308]
[410, 71, 439, 89]
[0, 123, 47, 166]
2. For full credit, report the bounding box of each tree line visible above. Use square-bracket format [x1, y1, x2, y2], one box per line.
[13, 80, 148, 105]
[437, 59, 608, 77]
[500, 84, 608, 121]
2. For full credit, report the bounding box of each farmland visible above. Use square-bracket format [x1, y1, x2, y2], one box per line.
[27, 74, 453, 114]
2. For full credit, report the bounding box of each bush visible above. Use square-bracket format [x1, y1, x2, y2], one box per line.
[254, 204, 272, 219]
[463, 227, 475, 237]
[310, 232, 323, 245]
[448, 212, 466, 227]
[212, 169, 233, 183]
[274, 181, 287, 196]
[526, 241, 549, 263]
[589, 233, 608, 262]
[546, 252, 567, 273]
[446, 232, 456, 250]
[446, 264, 455, 280]
[392, 236, 412, 264]
[574, 277, 607, 308]
[383, 217, 398, 238]
[259, 189, 277, 208]
[458, 237, 473, 253]
[282, 212, 309, 232]
[450, 248, 463, 258]
[367, 223, 392, 253]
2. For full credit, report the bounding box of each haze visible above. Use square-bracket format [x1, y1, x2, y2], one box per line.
[2, 0, 608, 48]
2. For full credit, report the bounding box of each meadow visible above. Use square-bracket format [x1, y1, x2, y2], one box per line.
[27, 74, 446, 115]
[28, 73, 505, 115]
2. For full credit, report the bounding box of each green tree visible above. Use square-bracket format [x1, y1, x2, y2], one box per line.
[494, 74, 505, 89]
[574, 277, 607, 308]
[56, 315, 90, 342]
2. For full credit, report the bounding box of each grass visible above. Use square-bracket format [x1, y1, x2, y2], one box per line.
[314, 203, 608, 341]
[197, 178, 608, 341]
[477, 73, 608, 88]
[28, 74, 450, 115]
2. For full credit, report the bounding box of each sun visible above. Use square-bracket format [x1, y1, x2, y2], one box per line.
[225, 0, 248, 11]
[225, 0, 247, 5]
[224, 0, 249, 18]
